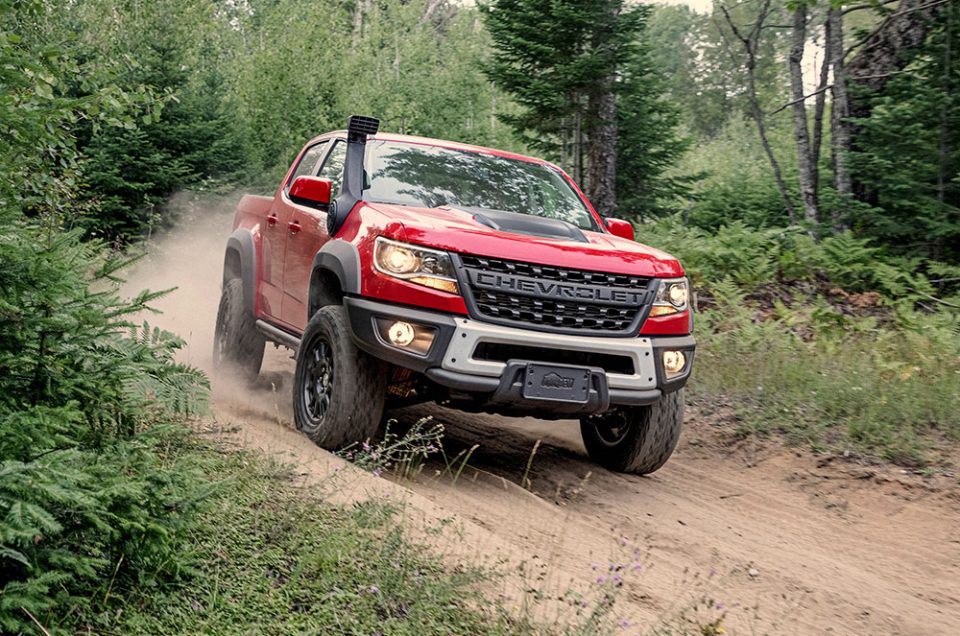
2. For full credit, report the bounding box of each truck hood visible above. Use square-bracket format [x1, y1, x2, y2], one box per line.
[362, 202, 684, 278]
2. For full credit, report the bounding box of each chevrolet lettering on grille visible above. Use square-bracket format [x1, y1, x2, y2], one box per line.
[470, 271, 646, 306]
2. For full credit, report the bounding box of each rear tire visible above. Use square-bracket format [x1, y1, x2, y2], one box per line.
[212, 278, 265, 384]
[580, 389, 684, 475]
[293, 305, 387, 449]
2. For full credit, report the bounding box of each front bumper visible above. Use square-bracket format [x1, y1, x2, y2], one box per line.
[344, 297, 695, 415]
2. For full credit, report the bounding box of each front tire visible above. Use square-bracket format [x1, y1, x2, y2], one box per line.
[212, 278, 265, 384]
[293, 305, 387, 449]
[580, 389, 684, 475]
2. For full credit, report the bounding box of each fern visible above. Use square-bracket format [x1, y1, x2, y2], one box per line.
[0, 221, 211, 634]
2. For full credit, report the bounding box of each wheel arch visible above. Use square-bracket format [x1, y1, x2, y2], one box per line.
[308, 240, 361, 317]
[224, 229, 257, 316]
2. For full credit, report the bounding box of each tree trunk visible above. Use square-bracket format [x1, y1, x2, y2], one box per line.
[720, 0, 799, 225]
[937, 3, 953, 210]
[934, 1, 954, 259]
[586, 85, 618, 216]
[574, 92, 583, 186]
[829, 7, 853, 221]
[352, 0, 365, 49]
[789, 5, 819, 225]
[811, 11, 832, 194]
[846, 0, 947, 201]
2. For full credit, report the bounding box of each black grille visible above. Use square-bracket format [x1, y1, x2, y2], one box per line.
[456, 254, 652, 335]
[474, 342, 635, 375]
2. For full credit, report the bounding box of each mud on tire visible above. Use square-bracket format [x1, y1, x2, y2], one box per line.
[293, 305, 387, 450]
[580, 389, 684, 475]
[212, 278, 265, 384]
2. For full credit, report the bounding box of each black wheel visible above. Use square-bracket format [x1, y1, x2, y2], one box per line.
[212, 278, 265, 383]
[293, 305, 387, 449]
[580, 389, 684, 475]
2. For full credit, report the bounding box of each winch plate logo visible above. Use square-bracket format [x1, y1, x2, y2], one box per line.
[541, 372, 575, 389]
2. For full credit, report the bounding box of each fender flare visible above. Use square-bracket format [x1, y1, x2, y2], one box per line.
[224, 229, 257, 316]
[308, 239, 361, 316]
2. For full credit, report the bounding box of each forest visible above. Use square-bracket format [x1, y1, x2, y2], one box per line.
[1, 0, 958, 633]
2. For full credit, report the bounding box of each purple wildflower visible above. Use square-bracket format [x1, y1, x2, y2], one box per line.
[368, 585, 380, 594]
[715, 601, 725, 610]
[595, 575, 606, 584]
[372, 467, 383, 478]
[618, 618, 632, 629]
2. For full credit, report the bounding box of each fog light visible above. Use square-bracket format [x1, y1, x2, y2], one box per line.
[387, 321, 416, 347]
[374, 318, 437, 356]
[663, 350, 687, 377]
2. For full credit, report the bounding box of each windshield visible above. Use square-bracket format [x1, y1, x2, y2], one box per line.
[362, 140, 599, 231]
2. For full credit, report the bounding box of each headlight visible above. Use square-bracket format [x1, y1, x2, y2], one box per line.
[650, 277, 689, 316]
[373, 237, 459, 294]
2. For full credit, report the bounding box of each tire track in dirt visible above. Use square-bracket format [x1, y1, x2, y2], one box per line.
[127, 201, 960, 635]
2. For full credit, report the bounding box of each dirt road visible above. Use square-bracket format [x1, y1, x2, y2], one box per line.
[128, 200, 960, 635]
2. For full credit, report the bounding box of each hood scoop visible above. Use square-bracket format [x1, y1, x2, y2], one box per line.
[454, 206, 588, 243]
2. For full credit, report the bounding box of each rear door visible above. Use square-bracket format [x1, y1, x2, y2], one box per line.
[281, 139, 346, 331]
[262, 141, 329, 325]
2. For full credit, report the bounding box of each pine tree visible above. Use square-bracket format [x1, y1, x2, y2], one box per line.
[1, 6, 211, 630]
[481, 0, 686, 216]
[848, 1, 960, 262]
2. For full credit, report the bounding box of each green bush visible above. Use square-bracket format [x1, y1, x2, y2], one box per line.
[72, 452, 522, 636]
[689, 283, 960, 465]
[637, 217, 960, 465]
[0, 221, 209, 634]
[639, 215, 960, 306]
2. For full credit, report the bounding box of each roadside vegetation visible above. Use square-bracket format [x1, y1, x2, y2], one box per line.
[642, 220, 960, 465]
[61, 446, 522, 636]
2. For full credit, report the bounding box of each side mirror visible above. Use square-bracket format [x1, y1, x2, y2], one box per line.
[289, 176, 332, 211]
[605, 218, 635, 241]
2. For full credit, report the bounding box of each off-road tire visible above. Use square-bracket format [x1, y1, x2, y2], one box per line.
[293, 305, 387, 449]
[580, 389, 684, 475]
[212, 278, 265, 384]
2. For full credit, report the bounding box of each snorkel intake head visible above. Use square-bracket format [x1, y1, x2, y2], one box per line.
[327, 114, 380, 236]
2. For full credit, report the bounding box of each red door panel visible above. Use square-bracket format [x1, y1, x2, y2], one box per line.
[259, 199, 292, 322]
[282, 205, 329, 331]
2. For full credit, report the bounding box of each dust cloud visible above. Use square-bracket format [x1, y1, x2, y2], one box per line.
[122, 191, 239, 373]
[122, 191, 296, 420]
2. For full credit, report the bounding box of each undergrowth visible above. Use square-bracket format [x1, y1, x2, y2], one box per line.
[639, 218, 960, 466]
[0, 222, 210, 634]
[68, 447, 525, 636]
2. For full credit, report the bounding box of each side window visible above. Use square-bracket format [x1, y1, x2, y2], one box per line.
[318, 141, 346, 200]
[285, 142, 328, 193]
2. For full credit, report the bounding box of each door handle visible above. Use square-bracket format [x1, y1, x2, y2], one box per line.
[288, 221, 301, 235]
[266, 214, 278, 227]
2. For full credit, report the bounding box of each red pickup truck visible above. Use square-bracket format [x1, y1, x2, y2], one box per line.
[214, 116, 694, 474]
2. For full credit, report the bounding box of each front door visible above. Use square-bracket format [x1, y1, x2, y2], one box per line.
[260, 141, 329, 326]
[281, 139, 346, 331]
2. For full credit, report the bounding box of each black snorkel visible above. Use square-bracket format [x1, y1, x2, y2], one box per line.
[327, 114, 380, 236]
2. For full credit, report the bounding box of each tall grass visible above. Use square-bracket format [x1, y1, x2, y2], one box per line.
[691, 283, 960, 465]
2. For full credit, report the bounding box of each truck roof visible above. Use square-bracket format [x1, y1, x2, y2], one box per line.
[309, 131, 556, 170]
